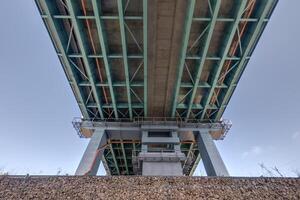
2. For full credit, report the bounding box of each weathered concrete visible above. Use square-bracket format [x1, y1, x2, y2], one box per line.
[139, 129, 185, 175]
[142, 162, 183, 176]
[139, 152, 185, 176]
[148, 0, 188, 117]
[0, 176, 299, 199]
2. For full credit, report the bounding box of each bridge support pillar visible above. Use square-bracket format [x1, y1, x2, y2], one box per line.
[138, 129, 185, 176]
[196, 130, 229, 176]
[75, 129, 107, 175]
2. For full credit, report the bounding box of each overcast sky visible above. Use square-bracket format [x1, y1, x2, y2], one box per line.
[0, 1, 299, 176]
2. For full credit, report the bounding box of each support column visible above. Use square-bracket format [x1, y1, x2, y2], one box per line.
[139, 130, 185, 176]
[75, 129, 107, 175]
[197, 130, 229, 176]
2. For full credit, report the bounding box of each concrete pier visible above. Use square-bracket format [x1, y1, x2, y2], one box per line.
[75, 130, 107, 175]
[197, 131, 229, 176]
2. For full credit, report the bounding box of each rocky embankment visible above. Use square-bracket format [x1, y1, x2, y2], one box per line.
[0, 176, 299, 199]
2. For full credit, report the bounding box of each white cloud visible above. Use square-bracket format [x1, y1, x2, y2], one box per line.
[242, 146, 262, 159]
[292, 132, 300, 139]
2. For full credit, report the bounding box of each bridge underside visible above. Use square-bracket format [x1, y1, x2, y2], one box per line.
[36, 0, 277, 175]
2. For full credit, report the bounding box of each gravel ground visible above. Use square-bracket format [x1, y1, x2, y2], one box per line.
[0, 176, 299, 199]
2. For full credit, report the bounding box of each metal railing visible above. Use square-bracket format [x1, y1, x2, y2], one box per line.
[72, 117, 232, 139]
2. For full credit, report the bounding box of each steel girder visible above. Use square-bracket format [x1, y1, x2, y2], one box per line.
[215, 0, 278, 120]
[200, 0, 248, 120]
[189, 152, 201, 176]
[66, 1, 106, 119]
[171, 0, 196, 117]
[41, 14, 143, 20]
[91, 0, 119, 119]
[37, 0, 147, 120]
[109, 143, 120, 175]
[117, 0, 133, 119]
[78, 81, 144, 87]
[143, 0, 148, 117]
[66, 54, 143, 59]
[172, 0, 277, 122]
[92, 0, 118, 118]
[193, 17, 269, 22]
[185, 0, 222, 119]
[37, 0, 90, 118]
[86, 103, 143, 109]
[120, 142, 129, 175]
[41, 14, 270, 23]
[185, 56, 250, 60]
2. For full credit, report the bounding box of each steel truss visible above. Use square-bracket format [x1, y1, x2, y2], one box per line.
[36, 0, 148, 120]
[172, 0, 278, 121]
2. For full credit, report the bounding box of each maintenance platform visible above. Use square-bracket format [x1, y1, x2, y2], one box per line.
[35, 0, 278, 176]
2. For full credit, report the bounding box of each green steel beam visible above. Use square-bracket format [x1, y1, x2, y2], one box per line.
[143, 0, 148, 117]
[182, 82, 210, 88]
[171, 0, 196, 117]
[177, 103, 217, 110]
[78, 81, 143, 87]
[101, 16, 143, 20]
[91, 0, 119, 119]
[78, 81, 144, 87]
[106, 156, 132, 160]
[100, 16, 142, 20]
[177, 103, 220, 110]
[215, 0, 276, 120]
[183, 143, 194, 170]
[66, 1, 105, 119]
[101, 155, 111, 175]
[120, 142, 129, 175]
[189, 153, 201, 176]
[177, 104, 203, 109]
[97, 82, 143, 87]
[109, 144, 120, 175]
[180, 82, 227, 88]
[41, 14, 143, 20]
[193, 17, 269, 22]
[106, 148, 136, 151]
[87, 103, 144, 109]
[66, 54, 143, 59]
[200, 1, 248, 120]
[37, 0, 90, 118]
[108, 164, 131, 168]
[117, 0, 133, 119]
[89, 54, 143, 59]
[42, 14, 270, 22]
[186, 55, 250, 60]
[185, 0, 221, 119]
